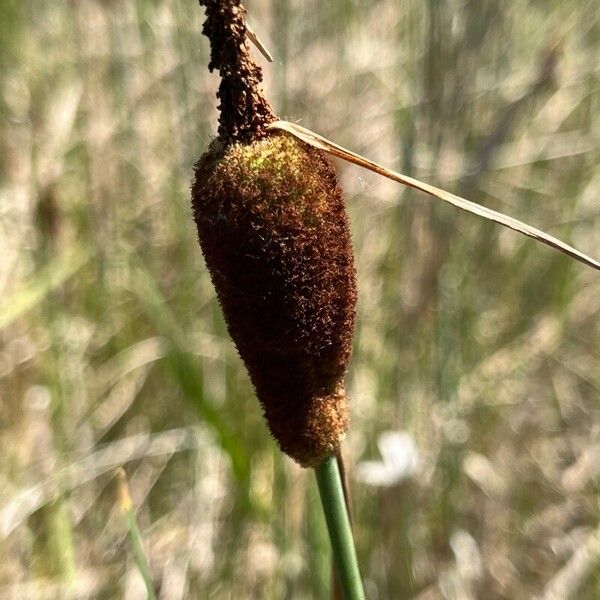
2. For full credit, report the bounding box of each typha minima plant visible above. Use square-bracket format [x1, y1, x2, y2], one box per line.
[192, 1, 356, 469]
[192, 1, 361, 597]
[190, 1, 599, 598]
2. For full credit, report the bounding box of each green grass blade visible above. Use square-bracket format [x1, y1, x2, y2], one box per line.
[116, 469, 157, 600]
[0, 245, 90, 330]
[130, 265, 252, 490]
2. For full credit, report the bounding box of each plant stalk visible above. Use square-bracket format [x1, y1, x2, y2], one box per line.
[315, 454, 365, 600]
[116, 469, 157, 600]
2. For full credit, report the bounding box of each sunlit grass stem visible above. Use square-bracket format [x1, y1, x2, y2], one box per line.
[116, 469, 157, 600]
[315, 454, 365, 600]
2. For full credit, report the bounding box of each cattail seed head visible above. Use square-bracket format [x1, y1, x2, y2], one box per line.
[192, 134, 357, 466]
[194, 0, 357, 466]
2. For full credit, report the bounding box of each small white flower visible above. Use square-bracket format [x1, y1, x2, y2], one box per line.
[355, 431, 420, 486]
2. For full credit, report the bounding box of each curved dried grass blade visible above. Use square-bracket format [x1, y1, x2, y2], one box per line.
[269, 121, 600, 271]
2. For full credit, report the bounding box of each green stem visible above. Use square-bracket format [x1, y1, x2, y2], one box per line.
[116, 470, 157, 600]
[123, 509, 157, 600]
[315, 454, 365, 600]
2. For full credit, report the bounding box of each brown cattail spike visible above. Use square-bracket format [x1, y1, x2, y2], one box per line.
[192, 134, 357, 467]
[194, 1, 357, 467]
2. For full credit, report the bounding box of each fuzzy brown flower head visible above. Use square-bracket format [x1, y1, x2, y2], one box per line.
[191, 133, 357, 467]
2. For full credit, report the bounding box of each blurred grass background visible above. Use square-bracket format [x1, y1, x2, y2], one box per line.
[1, 0, 599, 598]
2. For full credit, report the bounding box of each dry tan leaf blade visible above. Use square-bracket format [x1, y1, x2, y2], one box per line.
[269, 121, 600, 272]
[246, 22, 273, 62]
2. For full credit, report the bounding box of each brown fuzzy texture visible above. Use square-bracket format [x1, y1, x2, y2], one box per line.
[199, 0, 275, 143]
[191, 134, 357, 466]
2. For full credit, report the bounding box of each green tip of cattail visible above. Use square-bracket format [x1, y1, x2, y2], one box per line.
[191, 133, 357, 467]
